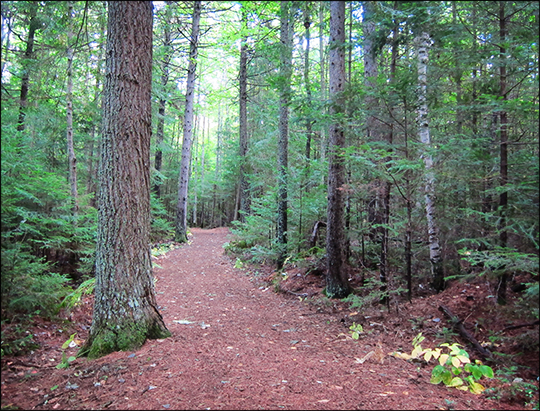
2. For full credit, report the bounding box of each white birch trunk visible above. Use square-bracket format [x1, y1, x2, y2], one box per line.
[417, 31, 444, 292]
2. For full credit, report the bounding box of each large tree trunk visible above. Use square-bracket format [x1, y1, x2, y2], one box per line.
[417, 31, 444, 292]
[175, 0, 201, 243]
[79, 1, 171, 359]
[325, 1, 351, 299]
[277, 0, 293, 269]
[66, 1, 78, 216]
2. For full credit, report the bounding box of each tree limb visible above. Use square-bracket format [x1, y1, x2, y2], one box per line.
[438, 304, 493, 360]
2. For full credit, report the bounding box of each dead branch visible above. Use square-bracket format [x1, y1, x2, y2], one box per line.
[502, 320, 539, 332]
[438, 304, 493, 360]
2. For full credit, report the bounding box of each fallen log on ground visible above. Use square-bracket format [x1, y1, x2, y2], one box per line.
[438, 304, 493, 360]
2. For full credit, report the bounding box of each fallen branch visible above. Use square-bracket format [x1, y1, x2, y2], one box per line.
[284, 290, 308, 297]
[502, 320, 539, 332]
[438, 304, 493, 360]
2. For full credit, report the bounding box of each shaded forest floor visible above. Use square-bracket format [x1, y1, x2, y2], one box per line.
[1, 227, 538, 410]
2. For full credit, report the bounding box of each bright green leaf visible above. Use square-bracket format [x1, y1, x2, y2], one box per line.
[448, 377, 464, 387]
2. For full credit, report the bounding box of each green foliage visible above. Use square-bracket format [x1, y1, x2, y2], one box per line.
[485, 367, 540, 409]
[9, 272, 71, 318]
[150, 193, 174, 243]
[1, 123, 98, 319]
[56, 333, 77, 369]
[349, 322, 364, 340]
[391, 333, 494, 394]
[343, 276, 406, 310]
[61, 278, 96, 312]
[455, 246, 539, 278]
[451, 246, 539, 317]
[0, 320, 40, 356]
[436, 327, 459, 344]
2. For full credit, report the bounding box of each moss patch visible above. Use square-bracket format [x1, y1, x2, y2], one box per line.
[78, 318, 171, 359]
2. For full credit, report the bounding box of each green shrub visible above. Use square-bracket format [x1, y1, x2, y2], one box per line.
[391, 333, 494, 394]
[8, 272, 71, 318]
[1, 321, 40, 356]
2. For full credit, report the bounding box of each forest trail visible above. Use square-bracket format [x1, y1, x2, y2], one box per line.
[0, 228, 525, 410]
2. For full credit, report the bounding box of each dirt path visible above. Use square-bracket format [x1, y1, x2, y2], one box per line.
[1, 228, 526, 410]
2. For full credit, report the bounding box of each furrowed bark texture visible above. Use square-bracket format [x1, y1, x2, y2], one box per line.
[80, 1, 170, 360]
[326, 1, 351, 299]
[175, 0, 201, 242]
[417, 31, 444, 292]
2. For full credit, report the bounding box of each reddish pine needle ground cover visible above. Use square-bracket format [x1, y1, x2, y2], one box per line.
[1, 227, 538, 410]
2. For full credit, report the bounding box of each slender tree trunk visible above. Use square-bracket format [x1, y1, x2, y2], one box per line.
[86, 2, 106, 208]
[326, 1, 351, 299]
[192, 115, 199, 226]
[344, 2, 353, 262]
[1, 8, 12, 83]
[452, 3, 464, 136]
[17, 1, 39, 132]
[211, 103, 223, 227]
[175, 0, 201, 243]
[66, 1, 78, 216]
[417, 31, 444, 292]
[362, 1, 391, 300]
[497, 1, 509, 305]
[299, 1, 312, 247]
[79, 1, 171, 359]
[277, 0, 293, 269]
[318, 2, 327, 166]
[303, 2, 313, 161]
[154, 2, 172, 198]
[238, 5, 250, 222]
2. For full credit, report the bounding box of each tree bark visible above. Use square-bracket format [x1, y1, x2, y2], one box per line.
[303, 2, 313, 162]
[497, 1, 509, 305]
[362, 1, 391, 301]
[318, 2, 327, 166]
[417, 31, 444, 292]
[277, 0, 293, 269]
[17, 1, 39, 132]
[79, 1, 171, 359]
[325, 1, 351, 299]
[66, 1, 78, 216]
[175, 0, 201, 243]
[238, 5, 250, 222]
[153, 2, 172, 198]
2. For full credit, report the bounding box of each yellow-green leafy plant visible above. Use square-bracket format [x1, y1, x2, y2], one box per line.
[349, 322, 364, 339]
[56, 333, 77, 369]
[391, 333, 494, 394]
